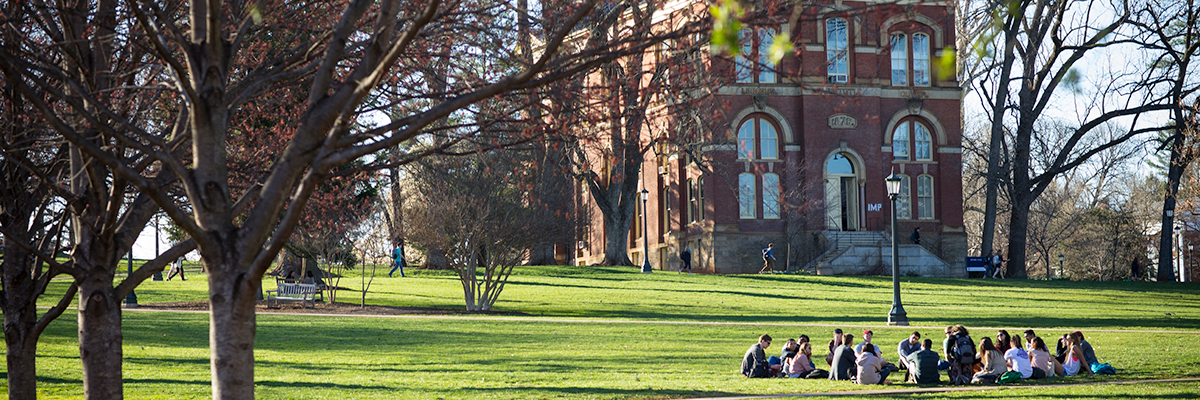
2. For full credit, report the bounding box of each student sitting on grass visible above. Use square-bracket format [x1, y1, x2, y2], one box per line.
[1004, 337, 1034, 379]
[1028, 337, 1061, 378]
[896, 331, 922, 380]
[830, 334, 857, 380]
[826, 329, 844, 367]
[741, 334, 773, 378]
[1062, 332, 1087, 376]
[995, 330, 1012, 354]
[907, 339, 941, 384]
[786, 342, 828, 379]
[944, 325, 976, 385]
[972, 337, 1005, 384]
[854, 330, 882, 356]
[855, 343, 890, 385]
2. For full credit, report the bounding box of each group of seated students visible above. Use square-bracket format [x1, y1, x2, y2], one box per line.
[741, 325, 1107, 385]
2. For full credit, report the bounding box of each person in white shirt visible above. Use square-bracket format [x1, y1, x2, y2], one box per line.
[1004, 337, 1033, 379]
[854, 330, 882, 356]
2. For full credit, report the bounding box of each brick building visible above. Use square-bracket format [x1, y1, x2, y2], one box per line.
[575, 0, 968, 275]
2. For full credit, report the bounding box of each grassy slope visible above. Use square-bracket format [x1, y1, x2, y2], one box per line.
[11, 265, 1200, 399]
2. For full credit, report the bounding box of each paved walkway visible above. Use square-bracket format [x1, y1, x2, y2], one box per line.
[118, 307, 1200, 335]
[687, 377, 1200, 399]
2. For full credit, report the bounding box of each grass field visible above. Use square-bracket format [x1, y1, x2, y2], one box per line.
[9, 264, 1200, 399]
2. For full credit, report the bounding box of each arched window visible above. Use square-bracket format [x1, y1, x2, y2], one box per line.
[917, 175, 934, 219]
[912, 33, 930, 86]
[760, 120, 778, 159]
[739, 173, 756, 219]
[915, 123, 932, 161]
[738, 116, 781, 160]
[896, 174, 912, 219]
[738, 120, 755, 159]
[763, 173, 780, 219]
[758, 28, 777, 83]
[827, 153, 854, 174]
[890, 34, 907, 86]
[892, 122, 910, 161]
[826, 18, 849, 83]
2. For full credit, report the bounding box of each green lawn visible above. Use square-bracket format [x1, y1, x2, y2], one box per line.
[11, 265, 1200, 399]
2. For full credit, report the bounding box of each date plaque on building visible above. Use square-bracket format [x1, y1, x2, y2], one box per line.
[829, 114, 857, 129]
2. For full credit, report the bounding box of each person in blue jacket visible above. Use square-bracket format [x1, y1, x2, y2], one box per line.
[389, 246, 406, 277]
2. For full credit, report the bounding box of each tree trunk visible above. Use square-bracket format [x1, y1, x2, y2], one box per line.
[77, 274, 123, 400]
[207, 255, 261, 400]
[1005, 196, 1032, 279]
[602, 207, 635, 266]
[4, 329, 37, 400]
[1157, 134, 1185, 282]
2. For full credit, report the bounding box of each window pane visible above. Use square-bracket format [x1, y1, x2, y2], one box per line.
[738, 120, 754, 159]
[760, 120, 778, 159]
[918, 175, 933, 219]
[763, 173, 780, 219]
[736, 29, 752, 83]
[893, 122, 909, 161]
[891, 34, 907, 86]
[688, 179, 697, 223]
[915, 123, 932, 160]
[827, 153, 854, 174]
[739, 173, 756, 219]
[759, 28, 777, 83]
[913, 34, 930, 86]
[896, 175, 911, 219]
[698, 177, 705, 220]
[826, 19, 848, 83]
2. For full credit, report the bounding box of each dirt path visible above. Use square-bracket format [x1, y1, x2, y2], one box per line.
[117, 304, 1200, 335]
[686, 377, 1200, 399]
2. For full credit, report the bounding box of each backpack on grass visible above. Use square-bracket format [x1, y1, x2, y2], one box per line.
[1090, 362, 1116, 375]
[998, 370, 1022, 384]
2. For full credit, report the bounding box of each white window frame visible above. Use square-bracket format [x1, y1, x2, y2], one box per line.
[917, 174, 934, 219]
[763, 173, 781, 219]
[915, 123, 932, 161]
[896, 174, 912, 220]
[892, 121, 910, 161]
[890, 33, 907, 86]
[826, 18, 849, 83]
[739, 173, 756, 219]
[912, 33, 931, 86]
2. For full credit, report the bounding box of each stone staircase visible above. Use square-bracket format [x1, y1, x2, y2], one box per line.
[805, 231, 954, 277]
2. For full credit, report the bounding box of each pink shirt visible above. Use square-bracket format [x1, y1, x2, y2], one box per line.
[787, 354, 814, 376]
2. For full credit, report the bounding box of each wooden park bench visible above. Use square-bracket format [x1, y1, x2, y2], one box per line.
[266, 282, 319, 308]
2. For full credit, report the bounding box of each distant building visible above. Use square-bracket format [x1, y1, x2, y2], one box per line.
[575, 0, 967, 275]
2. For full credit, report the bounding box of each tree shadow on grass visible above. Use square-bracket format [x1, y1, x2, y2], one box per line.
[457, 386, 741, 399]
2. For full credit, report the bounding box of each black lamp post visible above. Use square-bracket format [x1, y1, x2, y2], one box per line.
[1058, 254, 1064, 277]
[886, 173, 908, 326]
[640, 188, 653, 273]
[124, 250, 138, 307]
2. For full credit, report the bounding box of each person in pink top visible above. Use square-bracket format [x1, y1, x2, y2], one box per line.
[855, 343, 891, 384]
[786, 342, 827, 378]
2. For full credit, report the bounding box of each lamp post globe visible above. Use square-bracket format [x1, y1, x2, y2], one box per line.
[640, 188, 652, 273]
[885, 173, 907, 325]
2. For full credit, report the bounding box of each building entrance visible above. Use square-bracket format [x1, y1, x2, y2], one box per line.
[825, 153, 858, 231]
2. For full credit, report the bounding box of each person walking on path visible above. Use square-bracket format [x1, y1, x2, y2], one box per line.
[679, 246, 692, 274]
[991, 252, 1005, 279]
[389, 246, 406, 277]
[760, 243, 776, 273]
[166, 257, 186, 281]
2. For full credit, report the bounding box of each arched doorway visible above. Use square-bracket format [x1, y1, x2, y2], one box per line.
[825, 153, 859, 231]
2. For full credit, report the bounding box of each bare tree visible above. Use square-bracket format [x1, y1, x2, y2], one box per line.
[1126, 0, 1200, 282]
[1, 0, 689, 397]
[407, 152, 570, 310]
[970, 0, 1175, 277]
